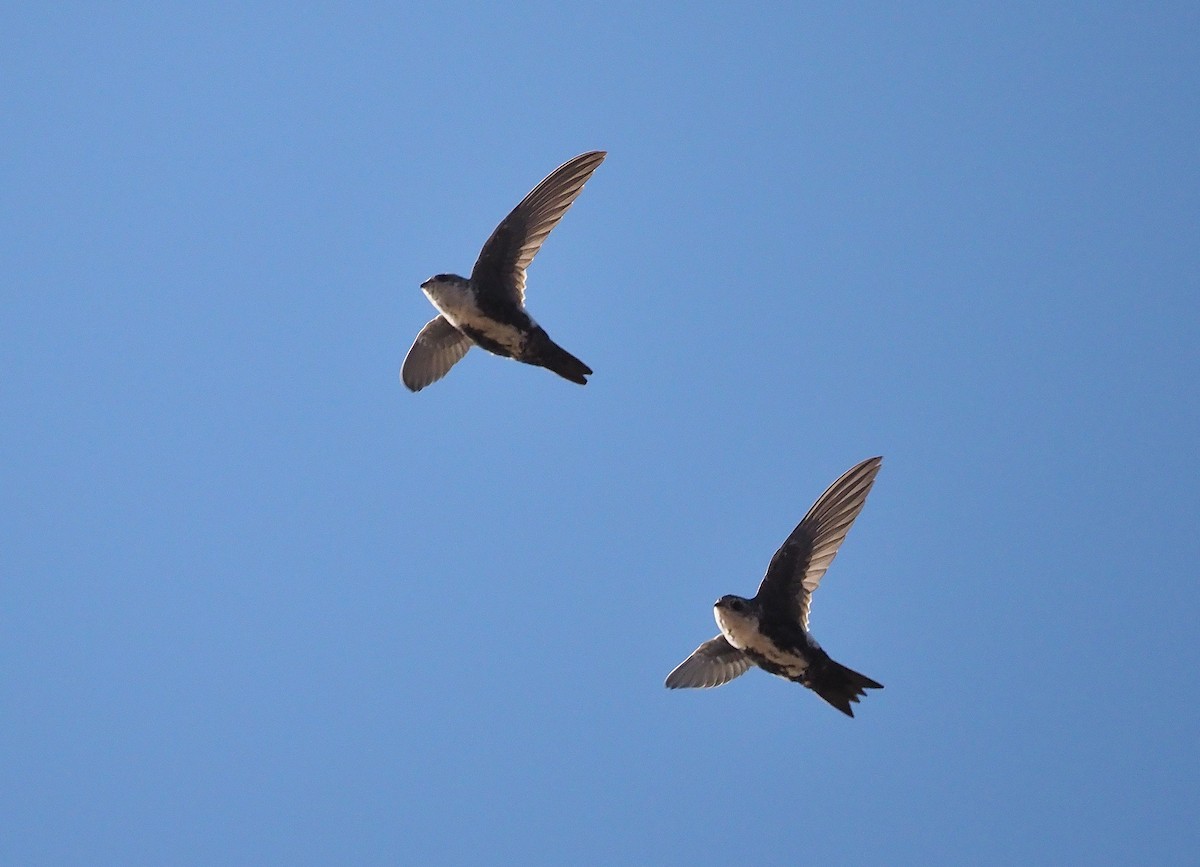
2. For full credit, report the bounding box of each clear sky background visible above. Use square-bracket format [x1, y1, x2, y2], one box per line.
[4, 3, 1198, 865]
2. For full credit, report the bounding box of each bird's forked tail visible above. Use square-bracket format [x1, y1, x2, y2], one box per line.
[808, 657, 883, 718]
[527, 330, 592, 385]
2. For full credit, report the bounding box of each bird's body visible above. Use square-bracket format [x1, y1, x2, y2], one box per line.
[665, 456, 885, 717]
[401, 151, 605, 391]
[419, 274, 591, 384]
[713, 596, 822, 681]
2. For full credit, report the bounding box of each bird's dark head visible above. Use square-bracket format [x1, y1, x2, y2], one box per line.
[420, 274, 471, 308]
[421, 273, 465, 290]
[713, 594, 758, 641]
[714, 594, 750, 612]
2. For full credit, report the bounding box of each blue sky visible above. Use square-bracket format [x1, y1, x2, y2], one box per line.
[3, 3, 1198, 864]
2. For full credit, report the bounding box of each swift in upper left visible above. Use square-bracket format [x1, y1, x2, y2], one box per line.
[401, 151, 606, 392]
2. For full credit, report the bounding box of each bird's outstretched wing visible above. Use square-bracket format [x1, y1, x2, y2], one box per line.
[664, 635, 752, 689]
[401, 315, 472, 391]
[469, 151, 606, 305]
[754, 456, 882, 629]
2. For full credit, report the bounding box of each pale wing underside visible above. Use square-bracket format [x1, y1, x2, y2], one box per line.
[401, 315, 473, 392]
[469, 151, 607, 305]
[664, 635, 752, 689]
[756, 456, 883, 629]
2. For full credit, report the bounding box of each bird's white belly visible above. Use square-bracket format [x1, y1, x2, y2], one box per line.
[423, 287, 529, 353]
[743, 632, 809, 676]
[717, 611, 810, 677]
[460, 313, 528, 352]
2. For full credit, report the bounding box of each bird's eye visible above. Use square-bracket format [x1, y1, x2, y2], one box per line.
[727, 598, 743, 611]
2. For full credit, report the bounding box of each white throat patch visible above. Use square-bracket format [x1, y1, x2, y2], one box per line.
[714, 605, 760, 651]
